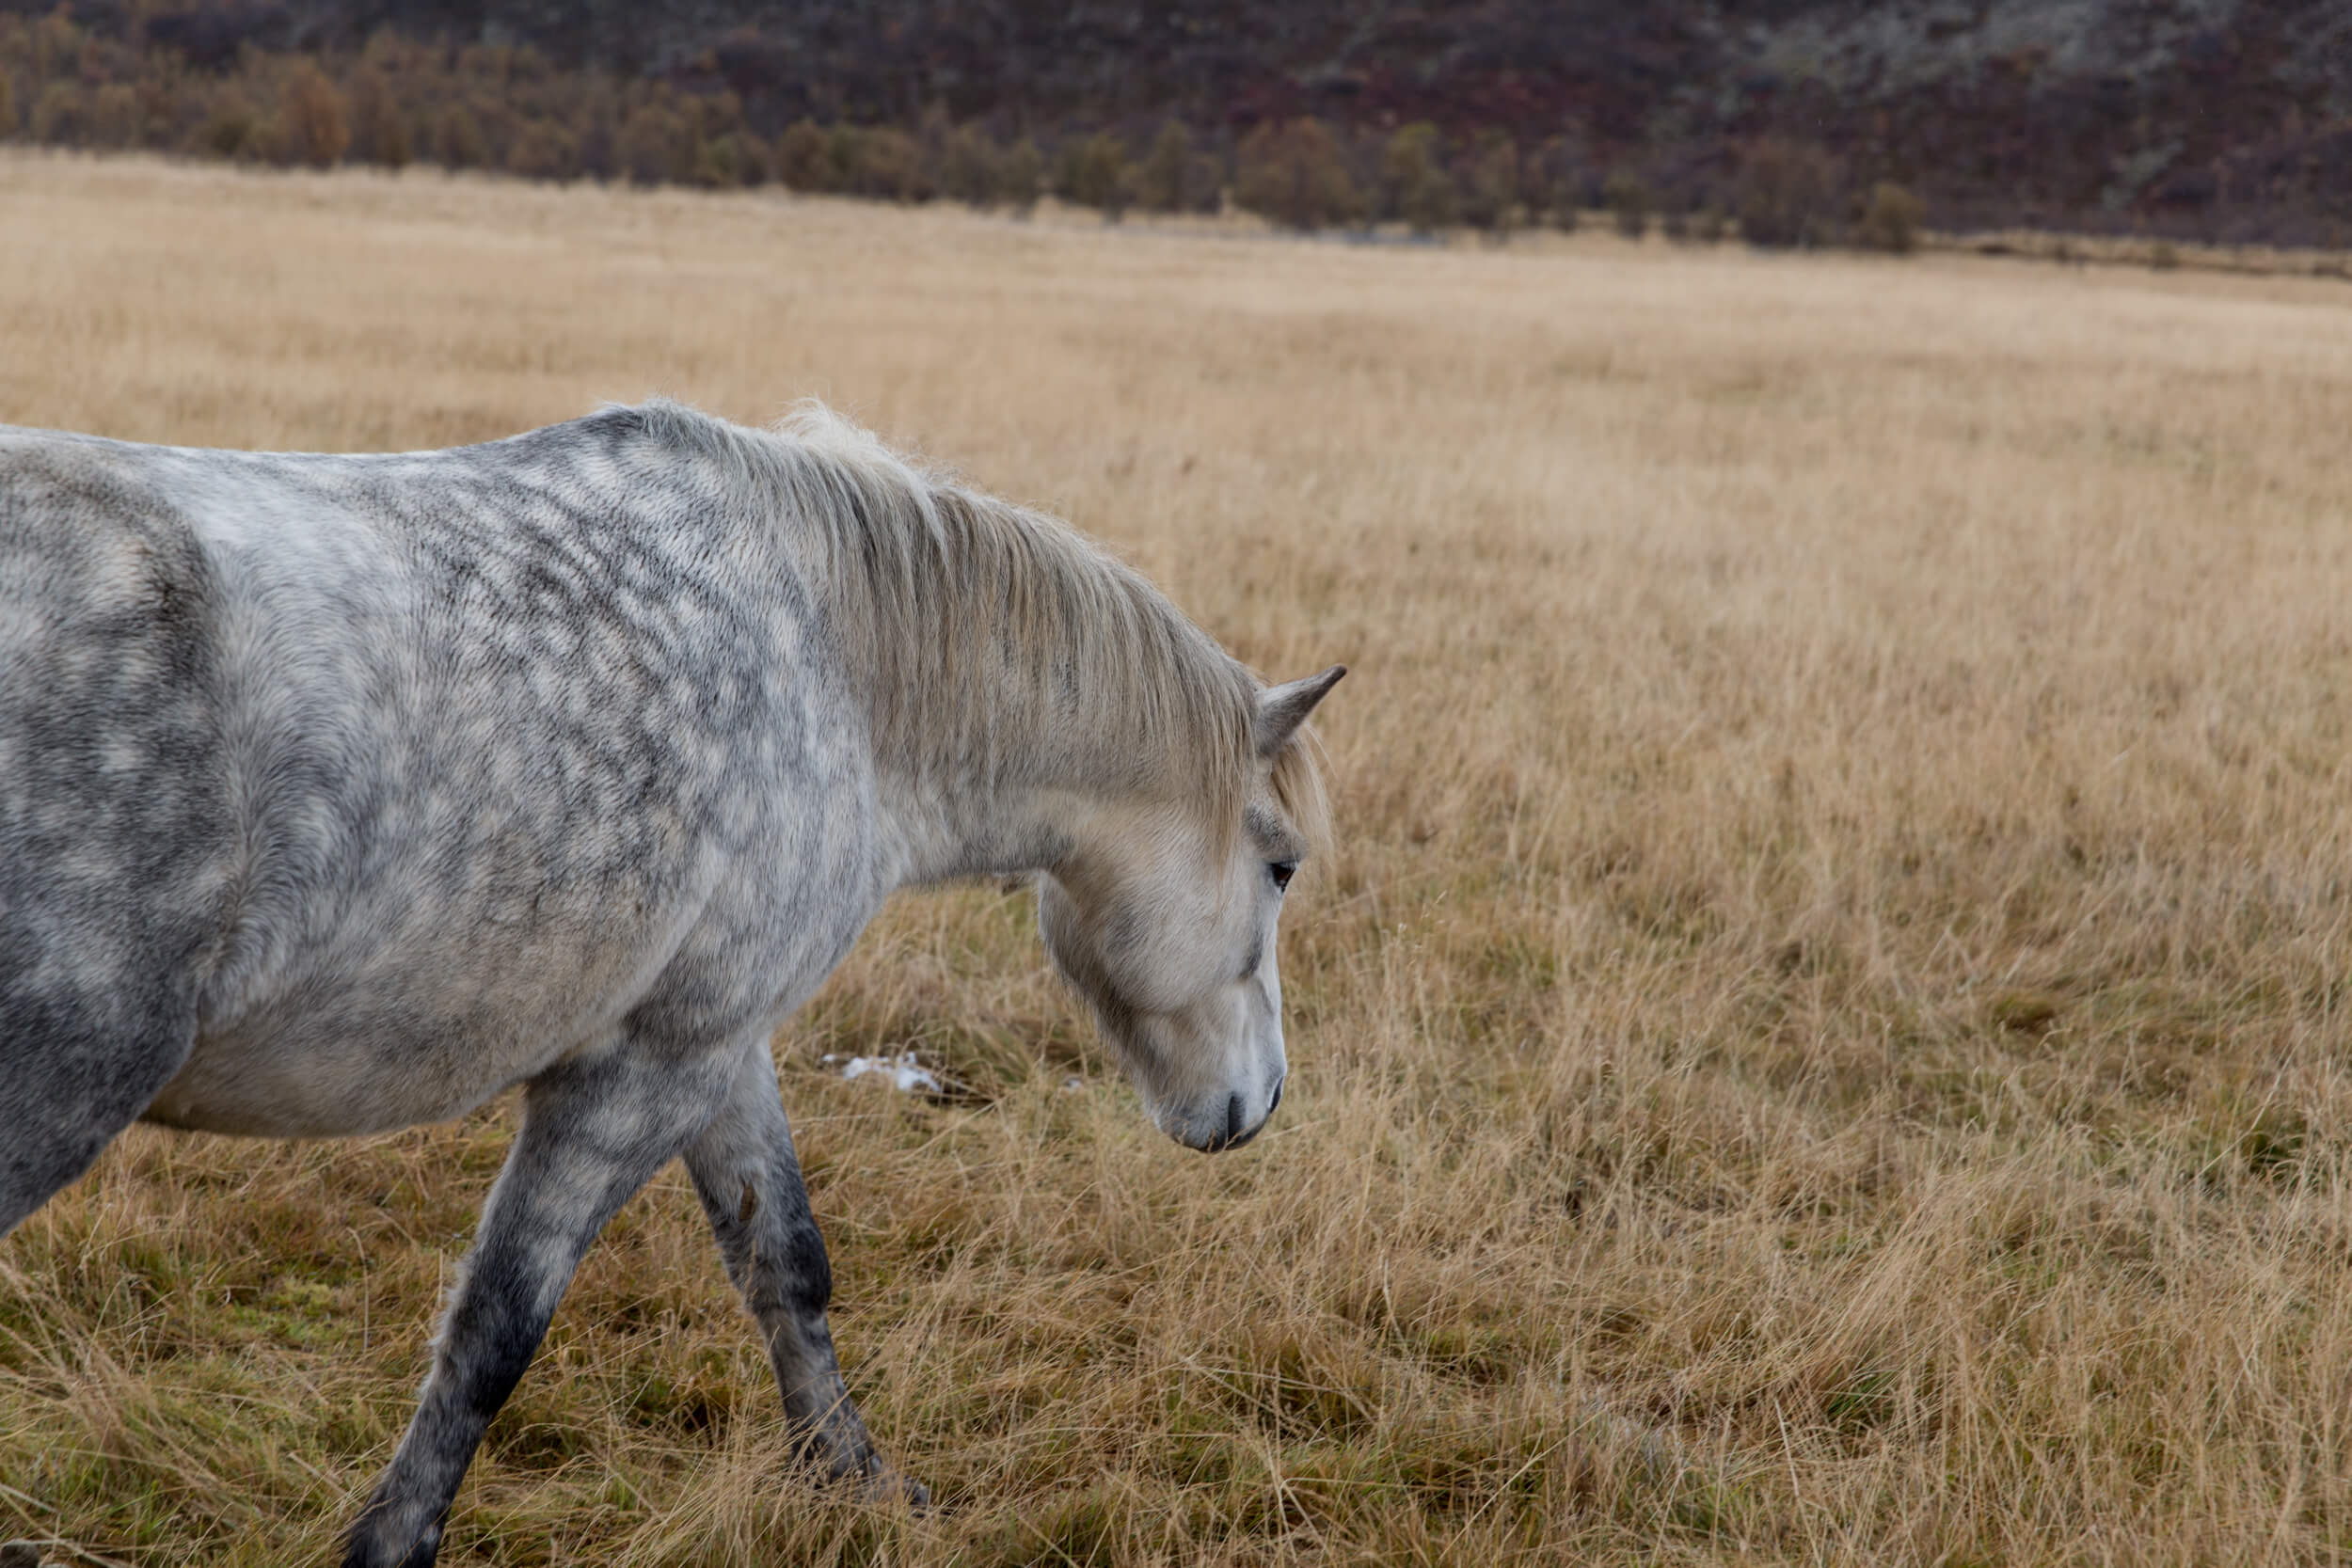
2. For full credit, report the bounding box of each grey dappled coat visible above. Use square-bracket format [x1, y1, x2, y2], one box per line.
[0, 402, 1338, 1567]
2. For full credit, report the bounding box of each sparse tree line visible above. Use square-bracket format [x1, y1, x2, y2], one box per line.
[0, 12, 1925, 253]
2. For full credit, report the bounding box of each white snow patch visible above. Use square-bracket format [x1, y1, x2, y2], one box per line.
[820, 1051, 944, 1095]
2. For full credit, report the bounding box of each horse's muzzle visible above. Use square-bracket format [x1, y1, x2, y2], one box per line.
[1194, 1072, 1283, 1154]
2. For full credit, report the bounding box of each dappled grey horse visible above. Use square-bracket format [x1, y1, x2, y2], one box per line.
[0, 402, 1340, 1567]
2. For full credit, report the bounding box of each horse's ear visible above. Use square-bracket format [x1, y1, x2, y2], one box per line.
[1255, 666, 1345, 757]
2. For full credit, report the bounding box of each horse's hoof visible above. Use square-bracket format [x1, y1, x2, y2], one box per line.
[0, 1544, 47, 1568]
[342, 1506, 443, 1568]
[861, 1468, 930, 1512]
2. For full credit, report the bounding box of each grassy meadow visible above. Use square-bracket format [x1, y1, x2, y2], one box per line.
[6, 150, 2352, 1566]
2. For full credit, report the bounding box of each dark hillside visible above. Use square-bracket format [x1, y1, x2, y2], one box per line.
[7, 0, 2350, 243]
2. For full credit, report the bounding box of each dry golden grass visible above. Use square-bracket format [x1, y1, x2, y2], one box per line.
[6, 148, 2352, 1566]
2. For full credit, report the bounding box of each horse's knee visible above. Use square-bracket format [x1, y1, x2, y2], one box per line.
[422, 1243, 568, 1429]
[701, 1180, 833, 1319]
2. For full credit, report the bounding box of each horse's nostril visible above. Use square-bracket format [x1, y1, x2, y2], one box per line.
[1267, 1075, 1284, 1116]
[1215, 1089, 1272, 1151]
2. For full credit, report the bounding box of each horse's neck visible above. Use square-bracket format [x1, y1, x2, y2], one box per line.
[845, 570, 1089, 891]
[806, 463, 1216, 892]
[871, 758, 1078, 889]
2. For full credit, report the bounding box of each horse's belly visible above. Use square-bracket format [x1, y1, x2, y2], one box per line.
[148, 863, 868, 1138]
[151, 913, 691, 1135]
[147, 1005, 582, 1136]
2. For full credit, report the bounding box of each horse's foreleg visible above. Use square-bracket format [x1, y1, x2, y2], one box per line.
[683, 1040, 927, 1505]
[342, 1049, 731, 1568]
[0, 967, 199, 1238]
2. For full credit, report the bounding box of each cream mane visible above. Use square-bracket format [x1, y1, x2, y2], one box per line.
[628, 399, 1327, 848]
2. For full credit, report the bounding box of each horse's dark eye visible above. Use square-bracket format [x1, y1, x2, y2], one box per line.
[1267, 861, 1297, 893]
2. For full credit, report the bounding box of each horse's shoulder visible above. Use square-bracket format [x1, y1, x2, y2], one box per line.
[0, 429, 220, 625]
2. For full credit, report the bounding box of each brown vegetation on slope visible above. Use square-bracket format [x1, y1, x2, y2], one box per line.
[0, 7, 1930, 251]
[14, 0, 2352, 245]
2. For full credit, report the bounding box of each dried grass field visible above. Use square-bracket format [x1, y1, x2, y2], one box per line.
[6, 150, 2352, 1567]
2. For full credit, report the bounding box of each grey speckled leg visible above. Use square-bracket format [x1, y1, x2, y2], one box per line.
[0, 932, 200, 1240]
[684, 1041, 926, 1507]
[342, 1046, 735, 1568]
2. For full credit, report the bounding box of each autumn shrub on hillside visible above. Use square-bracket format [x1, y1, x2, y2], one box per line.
[1518, 138, 1590, 231]
[27, 81, 83, 144]
[433, 101, 487, 170]
[1738, 138, 1845, 247]
[937, 122, 999, 207]
[772, 119, 828, 191]
[1234, 118, 1362, 231]
[194, 89, 255, 158]
[1856, 180, 1924, 253]
[1605, 169, 1650, 238]
[822, 124, 864, 190]
[272, 63, 349, 168]
[850, 127, 930, 201]
[1133, 119, 1219, 214]
[506, 119, 579, 181]
[615, 102, 690, 184]
[998, 136, 1043, 214]
[1057, 131, 1129, 217]
[1381, 122, 1458, 234]
[345, 68, 410, 166]
[1458, 131, 1520, 239]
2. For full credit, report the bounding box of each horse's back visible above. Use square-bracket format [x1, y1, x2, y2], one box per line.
[0, 432, 238, 1226]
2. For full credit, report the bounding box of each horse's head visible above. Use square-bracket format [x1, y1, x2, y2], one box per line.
[1039, 666, 1343, 1153]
